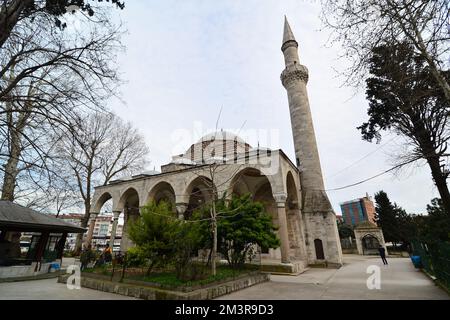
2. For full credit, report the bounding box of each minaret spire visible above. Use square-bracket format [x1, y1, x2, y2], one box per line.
[282, 16, 297, 45]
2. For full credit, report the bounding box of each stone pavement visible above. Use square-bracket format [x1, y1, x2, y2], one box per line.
[0, 255, 447, 300]
[0, 278, 136, 300]
[218, 255, 449, 300]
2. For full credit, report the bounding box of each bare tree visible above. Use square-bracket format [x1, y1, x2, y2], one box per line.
[321, 0, 450, 101]
[0, 8, 123, 203]
[57, 111, 149, 253]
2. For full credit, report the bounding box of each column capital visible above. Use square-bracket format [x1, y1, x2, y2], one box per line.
[176, 203, 188, 220]
[112, 211, 121, 219]
[273, 193, 287, 206]
[89, 212, 99, 220]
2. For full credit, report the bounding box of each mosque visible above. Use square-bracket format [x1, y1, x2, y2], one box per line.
[85, 18, 343, 273]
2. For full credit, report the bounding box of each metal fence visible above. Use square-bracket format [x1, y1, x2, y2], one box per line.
[411, 240, 450, 291]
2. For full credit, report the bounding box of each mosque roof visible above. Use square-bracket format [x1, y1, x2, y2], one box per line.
[196, 130, 248, 145]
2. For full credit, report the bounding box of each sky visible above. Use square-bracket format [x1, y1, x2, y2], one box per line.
[107, 0, 439, 215]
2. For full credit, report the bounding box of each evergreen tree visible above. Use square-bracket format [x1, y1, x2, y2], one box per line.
[374, 191, 401, 245]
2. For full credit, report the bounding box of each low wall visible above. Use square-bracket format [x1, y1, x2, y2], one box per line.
[0, 262, 52, 279]
[58, 271, 269, 300]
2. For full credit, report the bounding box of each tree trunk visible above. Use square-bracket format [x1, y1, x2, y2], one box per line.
[1, 100, 30, 200]
[0, 0, 33, 49]
[426, 154, 450, 213]
[211, 204, 217, 276]
[1, 135, 21, 201]
[74, 203, 91, 254]
[411, 113, 450, 214]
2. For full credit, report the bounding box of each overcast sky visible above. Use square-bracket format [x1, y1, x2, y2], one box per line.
[108, 0, 439, 215]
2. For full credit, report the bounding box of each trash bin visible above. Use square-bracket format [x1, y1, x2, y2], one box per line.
[49, 262, 61, 273]
[410, 255, 422, 268]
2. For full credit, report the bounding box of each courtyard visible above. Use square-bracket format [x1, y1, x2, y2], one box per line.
[0, 255, 447, 300]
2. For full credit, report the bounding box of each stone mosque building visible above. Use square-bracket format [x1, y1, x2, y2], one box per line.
[85, 18, 343, 273]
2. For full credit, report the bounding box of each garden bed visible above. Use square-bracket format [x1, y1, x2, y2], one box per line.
[81, 264, 260, 292]
[58, 265, 268, 299]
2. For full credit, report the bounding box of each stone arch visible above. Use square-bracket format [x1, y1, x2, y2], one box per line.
[118, 187, 140, 212]
[117, 187, 140, 252]
[228, 167, 281, 259]
[92, 191, 113, 213]
[286, 171, 299, 210]
[184, 175, 214, 219]
[228, 167, 278, 198]
[285, 170, 305, 259]
[361, 234, 380, 255]
[146, 181, 176, 208]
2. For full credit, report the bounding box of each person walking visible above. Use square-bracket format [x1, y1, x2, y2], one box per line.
[378, 245, 388, 265]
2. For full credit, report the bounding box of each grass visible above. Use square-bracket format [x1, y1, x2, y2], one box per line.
[83, 264, 259, 289]
[131, 265, 253, 288]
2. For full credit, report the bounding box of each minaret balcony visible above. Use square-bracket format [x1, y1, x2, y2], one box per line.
[280, 63, 309, 87]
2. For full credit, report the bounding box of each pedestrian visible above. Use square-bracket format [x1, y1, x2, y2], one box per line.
[103, 244, 112, 263]
[378, 245, 388, 265]
[80, 245, 89, 271]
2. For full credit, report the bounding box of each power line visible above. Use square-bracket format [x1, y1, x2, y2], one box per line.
[324, 156, 421, 192]
[327, 135, 398, 179]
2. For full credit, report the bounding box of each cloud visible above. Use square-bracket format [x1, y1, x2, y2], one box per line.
[109, 0, 438, 213]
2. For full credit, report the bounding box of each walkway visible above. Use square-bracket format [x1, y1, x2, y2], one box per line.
[0, 255, 447, 300]
[218, 255, 449, 300]
[0, 277, 136, 300]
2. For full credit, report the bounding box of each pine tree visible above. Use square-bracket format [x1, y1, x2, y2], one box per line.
[374, 191, 400, 246]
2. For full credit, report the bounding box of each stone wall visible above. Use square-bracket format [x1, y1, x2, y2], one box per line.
[58, 271, 269, 300]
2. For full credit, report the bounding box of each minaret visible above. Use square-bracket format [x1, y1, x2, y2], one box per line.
[280, 16, 324, 192]
[280, 17, 343, 265]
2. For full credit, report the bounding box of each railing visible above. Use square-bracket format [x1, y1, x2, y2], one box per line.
[0, 258, 34, 266]
[411, 240, 450, 291]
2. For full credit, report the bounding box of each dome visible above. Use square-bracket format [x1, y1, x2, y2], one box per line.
[172, 158, 196, 165]
[196, 130, 247, 144]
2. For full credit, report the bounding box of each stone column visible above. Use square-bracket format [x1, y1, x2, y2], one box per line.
[34, 231, 49, 271]
[274, 193, 290, 263]
[176, 203, 188, 220]
[84, 213, 98, 248]
[56, 233, 67, 260]
[109, 211, 121, 248]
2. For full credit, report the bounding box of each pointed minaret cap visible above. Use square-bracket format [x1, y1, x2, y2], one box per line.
[282, 16, 298, 52]
[283, 16, 296, 44]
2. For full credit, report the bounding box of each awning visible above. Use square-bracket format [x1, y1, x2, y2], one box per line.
[0, 201, 85, 233]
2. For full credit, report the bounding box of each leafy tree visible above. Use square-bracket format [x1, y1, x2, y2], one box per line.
[359, 43, 450, 213]
[127, 201, 204, 280]
[197, 194, 280, 269]
[127, 201, 179, 275]
[374, 190, 421, 247]
[374, 191, 401, 245]
[421, 198, 450, 243]
[337, 221, 354, 239]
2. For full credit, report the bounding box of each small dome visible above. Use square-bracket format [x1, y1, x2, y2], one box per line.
[196, 131, 247, 144]
[141, 170, 160, 175]
[204, 156, 229, 164]
[172, 158, 196, 165]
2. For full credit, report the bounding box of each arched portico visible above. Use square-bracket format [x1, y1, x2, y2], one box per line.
[146, 181, 176, 208]
[183, 176, 214, 219]
[117, 187, 140, 252]
[228, 167, 290, 263]
[84, 192, 115, 249]
[285, 171, 306, 259]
